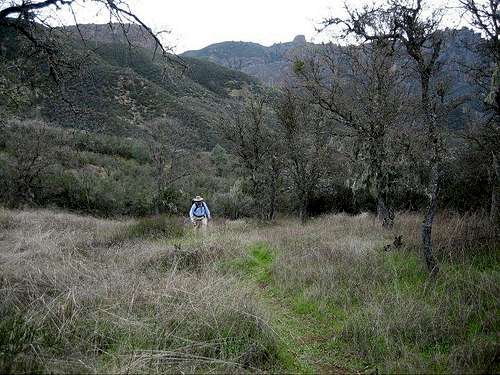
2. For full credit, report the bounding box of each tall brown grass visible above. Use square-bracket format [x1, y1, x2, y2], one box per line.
[1, 208, 498, 373]
[0, 209, 281, 373]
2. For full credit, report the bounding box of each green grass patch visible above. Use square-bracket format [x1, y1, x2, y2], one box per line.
[225, 241, 364, 373]
[0, 313, 40, 373]
[245, 232, 500, 373]
[292, 293, 319, 315]
[229, 242, 274, 284]
[337, 249, 500, 373]
[384, 251, 427, 290]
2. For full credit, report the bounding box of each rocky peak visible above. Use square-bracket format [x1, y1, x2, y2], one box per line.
[292, 35, 306, 44]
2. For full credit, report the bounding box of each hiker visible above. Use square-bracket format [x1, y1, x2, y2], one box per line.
[189, 195, 211, 231]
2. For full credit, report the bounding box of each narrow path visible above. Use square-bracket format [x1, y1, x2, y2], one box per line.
[259, 288, 357, 373]
[232, 242, 365, 374]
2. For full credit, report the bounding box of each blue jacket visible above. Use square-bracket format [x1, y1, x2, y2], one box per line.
[189, 202, 211, 220]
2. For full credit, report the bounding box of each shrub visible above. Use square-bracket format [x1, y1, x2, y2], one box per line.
[212, 179, 256, 219]
[0, 208, 13, 230]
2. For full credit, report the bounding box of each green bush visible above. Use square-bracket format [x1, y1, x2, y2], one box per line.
[73, 132, 150, 162]
[212, 179, 255, 219]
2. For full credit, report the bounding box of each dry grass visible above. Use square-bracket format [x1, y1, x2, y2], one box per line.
[0, 209, 281, 373]
[1, 208, 498, 373]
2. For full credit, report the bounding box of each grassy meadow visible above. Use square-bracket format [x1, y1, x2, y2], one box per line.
[0, 208, 498, 373]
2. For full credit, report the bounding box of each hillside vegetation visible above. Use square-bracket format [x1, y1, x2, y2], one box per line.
[0, 24, 267, 216]
[1, 208, 498, 373]
[1, 24, 260, 143]
[1, 20, 496, 220]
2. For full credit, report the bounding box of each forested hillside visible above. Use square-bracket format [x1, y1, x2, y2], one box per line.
[0, 22, 266, 216]
[1, 23, 261, 143]
[1, 19, 496, 219]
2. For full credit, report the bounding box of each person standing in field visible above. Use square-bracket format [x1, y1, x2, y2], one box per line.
[189, 195, 211, 231]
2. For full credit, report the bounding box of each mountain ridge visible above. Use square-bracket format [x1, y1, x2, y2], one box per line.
[182, 34, 314, 85]
[182, 28, 486, 88]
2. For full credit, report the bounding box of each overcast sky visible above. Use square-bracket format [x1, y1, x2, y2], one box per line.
[55, 0, 458, 53]
[131, 0, 344, 52]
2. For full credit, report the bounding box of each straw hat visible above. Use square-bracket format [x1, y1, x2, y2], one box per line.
[193, 195, 204, 202]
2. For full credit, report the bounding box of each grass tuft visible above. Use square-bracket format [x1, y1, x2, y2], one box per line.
[0, 208, 13, 230]
[125, 215, 185, 240]
[229, 242, 274, 284]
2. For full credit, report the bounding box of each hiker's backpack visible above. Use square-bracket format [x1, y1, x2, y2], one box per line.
[192, 200, 205, 211]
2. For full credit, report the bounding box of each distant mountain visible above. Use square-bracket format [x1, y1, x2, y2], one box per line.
[1, 22, 487, 140]
[182, 35, 310, 86]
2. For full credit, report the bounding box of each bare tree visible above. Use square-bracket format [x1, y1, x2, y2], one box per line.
[386, 4, 444, 275]
[459, 0, 499, 63]
[320, 0, 450, 274]
[293, 39, 411, 228]
[222, 90, 282, 220]
[460, 0, 500, 225]
[143, 117, 189, 215]
[275, 88, 331, 223]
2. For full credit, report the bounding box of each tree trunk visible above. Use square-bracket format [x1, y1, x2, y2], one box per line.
[421, 162, 440, 275]
[491, 152, 499, 227]
[299, 193, 308, 224]
[154, 178, 161, 215]
[377, 197, 394, 229]
[268, 157, 281, 221]
[492, 184, 498, 225]
[420, 70, 440, 275]
[268, 177, 277, 221]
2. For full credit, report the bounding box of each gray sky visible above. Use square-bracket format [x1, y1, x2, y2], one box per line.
[133, 0, 344, 52]
[53, 0, 457, 53]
